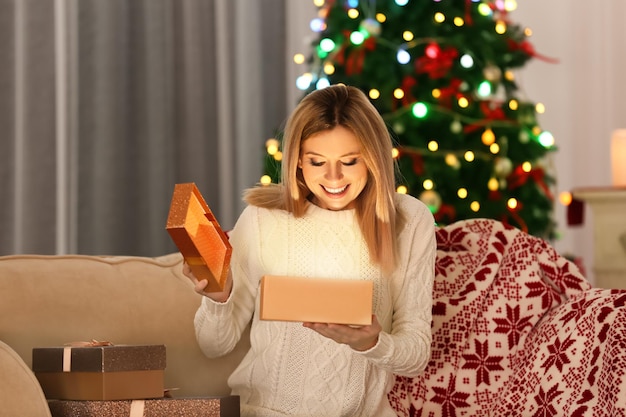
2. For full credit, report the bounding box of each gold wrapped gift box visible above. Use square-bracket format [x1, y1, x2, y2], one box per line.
[260, 275, 373, 326]
[32, 344, 166, 401]
[47, 396, 240, 417]
[166, 183, 232, 293]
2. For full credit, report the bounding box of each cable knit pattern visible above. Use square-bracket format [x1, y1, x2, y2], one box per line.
[194, 193, 435, 417]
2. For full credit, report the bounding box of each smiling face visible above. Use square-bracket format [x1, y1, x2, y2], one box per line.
[298, 125, 369, 211]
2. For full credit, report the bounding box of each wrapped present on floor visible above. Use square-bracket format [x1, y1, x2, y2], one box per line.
[32, 342, 166, 401]
[47, 396, 240, 417]
[166, 182, 232, 293]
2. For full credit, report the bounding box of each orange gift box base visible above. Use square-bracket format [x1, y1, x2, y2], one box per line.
[260, 275, 373, 326]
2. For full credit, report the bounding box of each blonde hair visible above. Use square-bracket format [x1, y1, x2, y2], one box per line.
[244, 84, 398, 273]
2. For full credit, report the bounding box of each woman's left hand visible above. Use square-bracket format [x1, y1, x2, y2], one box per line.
[303, 315, 382, 351]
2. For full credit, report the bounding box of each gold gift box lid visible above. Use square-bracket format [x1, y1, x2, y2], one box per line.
[166, 183, 232, 293]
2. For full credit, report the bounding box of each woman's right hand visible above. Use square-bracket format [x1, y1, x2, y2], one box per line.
[182, 262, 233, 303]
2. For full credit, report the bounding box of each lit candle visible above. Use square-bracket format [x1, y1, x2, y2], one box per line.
[611, 129, 626, 186]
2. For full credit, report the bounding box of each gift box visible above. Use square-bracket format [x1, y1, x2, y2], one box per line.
[166, 182, 232, 293]
[260, 275, 373, 326]
[32, 344, 166, 400]
[47, 396, 240, 417]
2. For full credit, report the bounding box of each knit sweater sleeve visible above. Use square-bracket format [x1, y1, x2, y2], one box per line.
[356, 196, 436, 377]
[193, 205, 259, 359]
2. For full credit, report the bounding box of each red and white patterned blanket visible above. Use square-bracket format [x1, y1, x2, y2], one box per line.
[389, 219, 626, 417]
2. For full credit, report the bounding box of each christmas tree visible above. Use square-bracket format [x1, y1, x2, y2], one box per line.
[263, 0, 557, 239]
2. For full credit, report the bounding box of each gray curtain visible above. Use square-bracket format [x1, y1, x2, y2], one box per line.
[0, 0, 287, 256]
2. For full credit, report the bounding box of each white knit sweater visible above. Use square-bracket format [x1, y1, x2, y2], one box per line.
[194, 193, 435, 417]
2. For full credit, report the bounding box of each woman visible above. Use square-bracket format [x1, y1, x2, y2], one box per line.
[185, 84, 435, 416]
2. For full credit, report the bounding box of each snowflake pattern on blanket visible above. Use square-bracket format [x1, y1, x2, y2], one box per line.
[388, 218, 626, 417]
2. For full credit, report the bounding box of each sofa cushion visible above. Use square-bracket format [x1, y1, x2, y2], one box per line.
[0, 339, 51, 417]
[0, 253, 248, 398]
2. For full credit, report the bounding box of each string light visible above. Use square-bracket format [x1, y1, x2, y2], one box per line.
[260, 175, 272, 185]
[453, 17, 464, 27]
[423, 179, 434, 190]
[490, 143, 500, 154]
[559, 191, 573, 206]
[412, 102, 428, 118]
[347, 8, 359, 19]
[457, 188, 468, 199]
[434, 12, 445, 23]
[495, 20, 507, 34]
[508, 99, 519, 110]
[397, 185, 408, 194]
[293, 54, 305, 64]
[397, 49, 411, 64]
[369, 89, 381, 99]
[403, 31, 414, 42]
[393, 88, 405, 99]
[428, 140, 439, 151]
[488, 177, 499, 191]
[482, 128, 496, 146]
[538, 131, 555, 147]
[391, 147, 400, 159]
[323, 63, 335, 75]
[375, 13, 386, 23]
[464, 151, 475, 162]
[535, 102, 546, 114]
[507, 198, 518, 210]
[470, 201, 480, 212]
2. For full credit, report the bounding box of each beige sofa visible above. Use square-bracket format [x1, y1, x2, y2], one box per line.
[2, 218, 626, 417]
[0, 252, 248, 416]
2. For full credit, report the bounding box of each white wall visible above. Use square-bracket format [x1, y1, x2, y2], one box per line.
[515, 0, 626, 284]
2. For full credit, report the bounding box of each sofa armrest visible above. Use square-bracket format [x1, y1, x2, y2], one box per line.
[0, 340, 51, 417]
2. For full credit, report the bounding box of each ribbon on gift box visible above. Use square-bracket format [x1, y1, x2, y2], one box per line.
[130, 400, 145, 417]
[62, 340, 113, 372]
